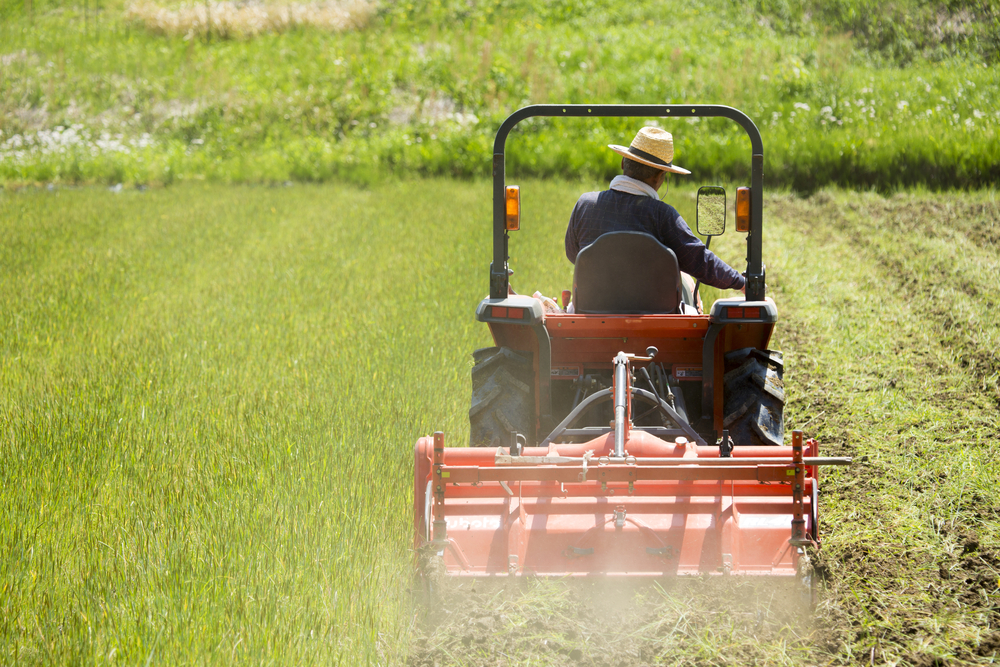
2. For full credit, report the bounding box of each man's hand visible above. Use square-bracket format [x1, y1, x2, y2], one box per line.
[740, 284, 768, 296]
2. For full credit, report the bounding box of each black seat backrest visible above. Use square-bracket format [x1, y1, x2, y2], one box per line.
[573, 231, 681, 314]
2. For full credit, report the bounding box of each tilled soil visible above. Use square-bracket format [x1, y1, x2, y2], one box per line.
[407, 191, 1000, 666]
[768, 191, 1000, 665]
[409, 577, 816, 666]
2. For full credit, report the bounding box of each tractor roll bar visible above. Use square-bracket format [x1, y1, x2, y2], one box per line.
[491, 104, 765, 302]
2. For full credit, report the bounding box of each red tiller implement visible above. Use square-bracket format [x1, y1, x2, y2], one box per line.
[414, 105, 851, 581]
[415, 354, 850, 577]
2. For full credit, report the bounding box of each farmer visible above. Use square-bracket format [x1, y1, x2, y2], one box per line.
[565, 127, 745, 311]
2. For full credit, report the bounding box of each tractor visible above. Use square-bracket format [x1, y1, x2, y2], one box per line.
[413, 105, 849, 579]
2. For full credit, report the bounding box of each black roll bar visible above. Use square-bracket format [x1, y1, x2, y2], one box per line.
[490, 104, 765, 302]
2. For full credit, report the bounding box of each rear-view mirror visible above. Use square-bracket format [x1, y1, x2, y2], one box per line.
[696, 185, 726, 237]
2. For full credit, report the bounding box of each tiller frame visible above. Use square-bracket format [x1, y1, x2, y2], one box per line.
[415, 351, 851, 578]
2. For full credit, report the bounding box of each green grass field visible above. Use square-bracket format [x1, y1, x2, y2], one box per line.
[3, 180, 999, 664]
[3, 0, 1000, 663]
[0, 181, 497, 664]
[1, 0, 998, 189]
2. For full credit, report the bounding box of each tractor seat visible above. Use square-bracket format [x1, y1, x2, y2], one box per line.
[573, 231, 682, 314]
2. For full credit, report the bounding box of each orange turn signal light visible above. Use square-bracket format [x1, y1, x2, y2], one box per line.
[505, 185, 520, 231]
[735, 187, 750, 232]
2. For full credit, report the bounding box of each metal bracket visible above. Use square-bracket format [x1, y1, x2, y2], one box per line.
[509, 431, 525, 456]
[614, 506, 626, 530]
[719, 429, 733, 458]
[489, 261, 508, 299]
[746, 266, 766, 301]
[577, 451, 591, 483]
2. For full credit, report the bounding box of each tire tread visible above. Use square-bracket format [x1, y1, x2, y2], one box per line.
[723, 347, 785, 447]
[469, 347, 535, 447]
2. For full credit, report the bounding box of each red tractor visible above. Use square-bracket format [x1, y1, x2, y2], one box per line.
[414, 105, 849, 580]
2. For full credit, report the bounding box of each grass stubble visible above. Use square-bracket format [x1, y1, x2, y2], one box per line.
[2, 180, 1000, 665]
[768, 189, 1000, 665]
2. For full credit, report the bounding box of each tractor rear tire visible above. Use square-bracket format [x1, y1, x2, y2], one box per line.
[468, 347, 534, 447]
[722, 348, 785, 447]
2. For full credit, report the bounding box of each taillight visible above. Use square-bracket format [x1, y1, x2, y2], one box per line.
[727, 306, 762, 319]
[491, 306, 525, 320]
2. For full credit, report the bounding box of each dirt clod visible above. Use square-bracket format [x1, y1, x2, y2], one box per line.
[908, 653, 950, 667]
[977, 631, 1000, 656]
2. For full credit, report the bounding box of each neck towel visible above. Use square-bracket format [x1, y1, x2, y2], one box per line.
[609, 174, 660, 200]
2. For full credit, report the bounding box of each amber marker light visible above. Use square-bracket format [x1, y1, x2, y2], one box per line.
[505, 185, 520, 231]
[735, 187, 750, 232]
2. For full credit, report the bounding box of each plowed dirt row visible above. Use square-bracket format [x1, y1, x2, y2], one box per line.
[769, 190, 1000, 665]
[407, 190, 1000, 666]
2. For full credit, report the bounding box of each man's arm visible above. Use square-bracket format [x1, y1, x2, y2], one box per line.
[661, 209, 745, 290]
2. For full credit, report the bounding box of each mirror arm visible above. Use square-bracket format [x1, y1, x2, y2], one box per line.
[692, 236, 711, 312]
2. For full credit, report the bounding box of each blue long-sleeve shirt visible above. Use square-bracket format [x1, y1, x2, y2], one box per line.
[565, 189, 746, 291]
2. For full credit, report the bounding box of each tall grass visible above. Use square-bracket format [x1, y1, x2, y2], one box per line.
[1, 0, 998, 190]
[0, 181, 499, 664]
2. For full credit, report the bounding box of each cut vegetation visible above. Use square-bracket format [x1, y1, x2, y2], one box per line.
[123, 0, 376, 39]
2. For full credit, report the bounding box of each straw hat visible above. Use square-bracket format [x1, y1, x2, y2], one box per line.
[609, 127, 690, 175]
